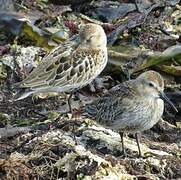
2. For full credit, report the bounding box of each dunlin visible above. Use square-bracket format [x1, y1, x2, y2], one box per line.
[85, 70, 177, 157]
[15, 23, 107, 111]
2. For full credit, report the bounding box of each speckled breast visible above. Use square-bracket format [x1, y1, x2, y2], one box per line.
[111, 98, 164, 133]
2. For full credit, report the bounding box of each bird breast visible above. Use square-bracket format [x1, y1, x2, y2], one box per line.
[76, 48, 107, 88]
[111, 97, 164, 133]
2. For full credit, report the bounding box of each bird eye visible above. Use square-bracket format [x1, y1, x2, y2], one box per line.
[87, 38, 91, 43]
[87, 35, 94, 43]
[148, 82, 154, 87]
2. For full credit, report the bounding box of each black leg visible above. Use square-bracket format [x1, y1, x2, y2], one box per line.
[120, 132, 127, 157]
[135, 132, 142, 157]
[134, 0, 140, 12]
[67, 92, 78, 144]
[67, 92, 73, 113]
[122, 65, 131, 80]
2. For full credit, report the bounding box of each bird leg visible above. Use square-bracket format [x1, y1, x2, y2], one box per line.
[67, 92, 77, 143]
[67, 92, 73, 113]
[120, 132, 127, 157]
[135, 132, 142, 157]
[122, 63, 131, 80]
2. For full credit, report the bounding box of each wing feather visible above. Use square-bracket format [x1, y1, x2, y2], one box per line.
[19, 35, 105, 92]
[86, 82, 137, 125]
[19, 38, 78, 89]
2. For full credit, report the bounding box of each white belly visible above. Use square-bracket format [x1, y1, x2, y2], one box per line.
[111, 98, 164, 133]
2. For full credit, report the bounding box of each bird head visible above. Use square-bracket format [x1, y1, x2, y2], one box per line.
[137, 70, 164, 98]
[136, 70, 177, 112]
[79, 23, 107, 49]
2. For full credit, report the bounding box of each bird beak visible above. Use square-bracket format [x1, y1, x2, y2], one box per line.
[160, 91, 178, 112]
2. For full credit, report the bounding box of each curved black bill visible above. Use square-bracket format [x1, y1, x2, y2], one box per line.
[160, 91, 178, 112]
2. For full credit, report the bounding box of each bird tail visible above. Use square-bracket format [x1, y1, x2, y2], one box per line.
[13, 83, 34, 101]
[84, 104, 98, 117]
[13, 88, 34, 101]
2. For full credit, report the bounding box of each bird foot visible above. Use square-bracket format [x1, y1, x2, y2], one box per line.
[120, 150, 143, 159]
[137, 153, 144, 158]
[120, 150, 128, 158]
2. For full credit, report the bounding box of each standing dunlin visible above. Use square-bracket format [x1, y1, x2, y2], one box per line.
[15, 23, 107, 111]
[85, 70, 177, 157]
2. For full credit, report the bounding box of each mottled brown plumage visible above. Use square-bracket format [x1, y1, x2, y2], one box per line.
[15, 23, 107, 100]
[85, 70, 177, 157]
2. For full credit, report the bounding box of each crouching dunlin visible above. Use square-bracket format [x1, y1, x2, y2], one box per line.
[14, 23, 107, 111]
[85, 70, 177, 157]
